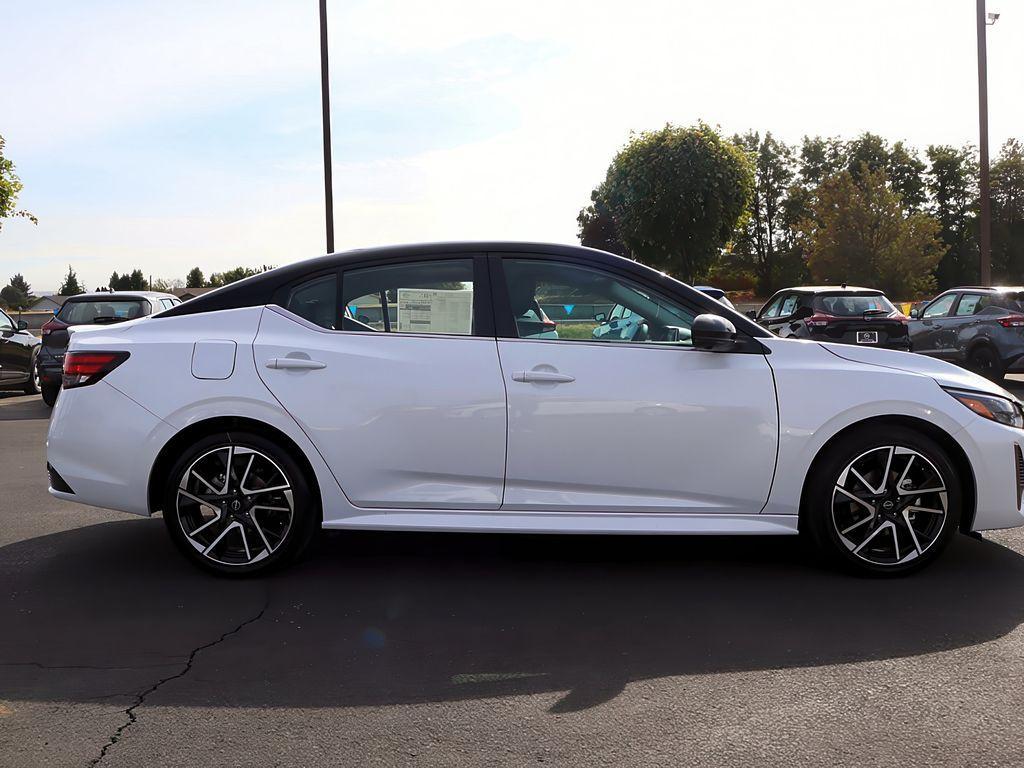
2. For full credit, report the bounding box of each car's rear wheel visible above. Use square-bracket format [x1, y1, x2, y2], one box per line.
[969, 345, 1005, 382]
[23, 351, 41, 395]
[162, 431, 319, 575]
[804, 426, 961, 576]
[41, 383, 59, 407]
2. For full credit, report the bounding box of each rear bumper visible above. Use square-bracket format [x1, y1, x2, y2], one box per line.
[46, 381, 174, 516]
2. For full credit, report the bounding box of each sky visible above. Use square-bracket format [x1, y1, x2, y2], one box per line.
[1, 0, 1022, 293]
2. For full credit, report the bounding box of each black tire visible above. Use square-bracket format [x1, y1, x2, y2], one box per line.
[969, 345, 1005, 383]
[162, 431, 319, 576]
[804, 425, 962, 577]
[41, 384, 59, 407]
[23, 350, 41, 395]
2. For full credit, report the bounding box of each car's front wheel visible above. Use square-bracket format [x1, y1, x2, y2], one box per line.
[804, 425, 961, 576]
[162, 431, 319, 575]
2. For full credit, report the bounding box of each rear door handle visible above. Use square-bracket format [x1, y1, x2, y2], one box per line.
[266, 357, 326, 370]
[512, 370, 575, 384]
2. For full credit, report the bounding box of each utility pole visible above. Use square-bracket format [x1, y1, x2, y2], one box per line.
[319, 0, 335, 254]
[977, 0, 997, 285]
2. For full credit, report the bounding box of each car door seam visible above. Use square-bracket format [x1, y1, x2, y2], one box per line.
[493, 338, 510, 509]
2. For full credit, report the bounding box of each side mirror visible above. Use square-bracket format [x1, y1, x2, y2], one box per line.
[594, 312, 607, 323]
[909, 308, 920, 319]
[691, 313, 738, 352]
[744, 309, 757, 319]
[790, 305, 813, 322]
[16, 320, 28, 331]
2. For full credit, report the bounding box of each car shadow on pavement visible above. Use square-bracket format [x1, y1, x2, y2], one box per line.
[0, 394, 49, 420]
[2, 519, 1024, 713]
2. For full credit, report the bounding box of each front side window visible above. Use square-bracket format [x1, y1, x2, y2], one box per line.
[341, 259, 474, 335]
[923, 293, 957, 319]
[759, 294, 785, 319]
[502, 259, 696, 345]
[286, 274, 338, 329]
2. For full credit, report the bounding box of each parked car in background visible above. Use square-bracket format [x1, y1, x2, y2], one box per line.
[37, 291, 181, 406]
[693, 285, 736, 310]
[909, 286, 1024, 383]
[750, 286, 910, 350]
[0, 308, 41, 396]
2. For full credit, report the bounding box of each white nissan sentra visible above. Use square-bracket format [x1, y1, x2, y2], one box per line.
[46, 243, 1024, 576]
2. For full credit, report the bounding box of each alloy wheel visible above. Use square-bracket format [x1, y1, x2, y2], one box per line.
[176, 444, 295, 567]
[831, 445, 948, 567]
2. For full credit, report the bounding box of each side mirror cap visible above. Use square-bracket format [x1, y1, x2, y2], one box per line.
[691, 313, 738, 352]
[909, 308, 920, 319]
[744, 309, 757, 319]
[16, 320, 28, 331]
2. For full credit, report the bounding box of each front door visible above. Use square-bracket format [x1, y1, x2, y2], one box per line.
[254, 257, 507, 510]
[910, 292, 958, 358]
[493, 257, 778, 514]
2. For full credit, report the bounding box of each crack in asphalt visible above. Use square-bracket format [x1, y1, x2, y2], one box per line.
[89, 598, 269, 767]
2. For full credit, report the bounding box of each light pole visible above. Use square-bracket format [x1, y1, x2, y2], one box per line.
[977, 1, 999, 285]
[319, 0, 335, 254]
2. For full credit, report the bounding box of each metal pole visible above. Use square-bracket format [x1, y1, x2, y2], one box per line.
[977, 0, 992, 286]
[319, 0, 335, 254]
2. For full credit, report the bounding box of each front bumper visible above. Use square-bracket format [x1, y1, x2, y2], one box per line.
[957, 414, 1024, 531]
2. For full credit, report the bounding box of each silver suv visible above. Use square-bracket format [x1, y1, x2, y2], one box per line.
[909, 286, 1024, 382]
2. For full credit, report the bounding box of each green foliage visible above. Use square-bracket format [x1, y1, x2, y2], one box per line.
[185, 267, 205, 288]
[798, 168, 946, 297]
[576, 186, 629, 257]
[108, 270, 146, 291]
[596, 123, 754, 280]
[1, 285, 29, 311]
[58, 266, 84, 296]
[991, 139, 1024, 282]
[0, 135, 36, 232]
[926, 144, 978, 288]
[9, 273, 31, 297]
[208, 265, 274, 287]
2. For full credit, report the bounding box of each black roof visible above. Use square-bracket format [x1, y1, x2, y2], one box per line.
[159, 241, 770, 338]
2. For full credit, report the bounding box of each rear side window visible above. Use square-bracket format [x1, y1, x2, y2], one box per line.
[341, 260, 475, 335]
[955, 294, 989, 316]
[58, 300, 148, 325]
[286, 274, 338, 329]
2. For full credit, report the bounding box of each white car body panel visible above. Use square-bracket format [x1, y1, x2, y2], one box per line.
[253, 307, 507, 511]
[47, 294, 1024, 538]
[496, 338, 777, 513]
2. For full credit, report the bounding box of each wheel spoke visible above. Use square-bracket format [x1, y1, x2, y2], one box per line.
[249, 509, 274, 552]
[841, 513, 874, 535]
[239, 454, 256, 493]
[854, 520, 893, 555]
[905, 505, 945, 515]
[191, 470, 221, 495]
[901, 510, 925, 554]
[835, 485, 875, 514]
[244, 483, 291, 496]
[219, 446, 234, 494]
[203, 520, 241, 556]
[900, 485, 945, 496]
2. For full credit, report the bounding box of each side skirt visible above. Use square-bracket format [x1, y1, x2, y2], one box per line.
[322, 512, 799, 536]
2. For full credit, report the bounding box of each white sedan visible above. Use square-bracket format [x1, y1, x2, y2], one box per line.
[46, 242, 1024, 576]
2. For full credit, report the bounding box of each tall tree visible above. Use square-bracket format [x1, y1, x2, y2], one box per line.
[9, 273, 31, 297]
[888, 141, 927, 211]
[127, 269, 146, 290]
[798, 136, 846, 188]
[58, 266, 84, 296]
[730, 131, 801, 294]
[108, 271, 121, 290]
[577, 186, 629, 257]
[1, 285, 29, 311]
[185, 267, 205, 288]
[596, 123, 753, 280]
[208, 265, 274, 287]
[0, 135, 36, 231]
[798, 168, 946, 297]
[990, 139, 1024, 282]
[926, 144, 978, 288]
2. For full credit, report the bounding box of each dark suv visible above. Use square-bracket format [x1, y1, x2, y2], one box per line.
[750, 286, 910, 350]
[908, 286, 1024, 382]
[37, 291, 180, 405]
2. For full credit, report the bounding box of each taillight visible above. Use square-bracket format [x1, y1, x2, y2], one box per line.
[805, 314, 834, 327]
[62, 351, 130, 389]
[41, 317, 68, 337]
[998, 315, 1024, 328]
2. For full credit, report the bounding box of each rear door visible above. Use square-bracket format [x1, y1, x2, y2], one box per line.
[0, 311, 20, 380]
[254, 255, 508, 510]
[492, 255, 778, 515]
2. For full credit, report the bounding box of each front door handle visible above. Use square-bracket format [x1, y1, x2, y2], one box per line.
[266, 357, 327, 370]
[512, 370, 575, 384]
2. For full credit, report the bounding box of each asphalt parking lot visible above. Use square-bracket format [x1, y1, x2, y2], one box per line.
[4, 390, 1024, 767]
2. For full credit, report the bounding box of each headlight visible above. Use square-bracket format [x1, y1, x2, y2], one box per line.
[945, 388, 1024, 428]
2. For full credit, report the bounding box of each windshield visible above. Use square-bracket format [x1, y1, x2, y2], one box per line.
[815, 294, 896, 317]
[57, 299, 148, 325]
